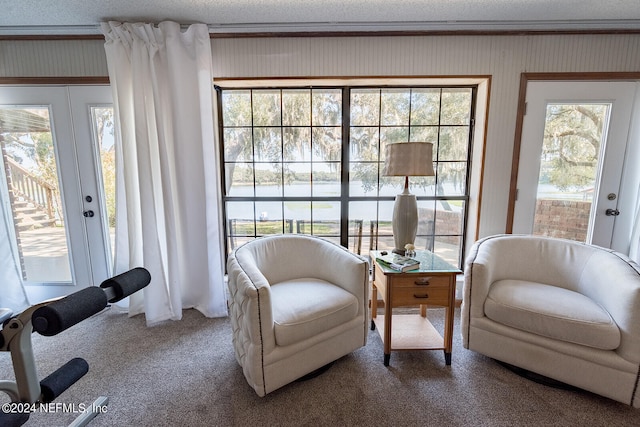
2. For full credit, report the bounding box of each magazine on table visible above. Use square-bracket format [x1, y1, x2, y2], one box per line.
[375, 253, 421, 272]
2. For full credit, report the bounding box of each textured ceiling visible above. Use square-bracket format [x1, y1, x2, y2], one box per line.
[1, 0, 640, 35]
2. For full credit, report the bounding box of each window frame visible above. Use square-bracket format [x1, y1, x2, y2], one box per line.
[216, 82, 478, 269]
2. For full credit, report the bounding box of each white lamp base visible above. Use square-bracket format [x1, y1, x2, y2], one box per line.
[392, 190, 418, 254]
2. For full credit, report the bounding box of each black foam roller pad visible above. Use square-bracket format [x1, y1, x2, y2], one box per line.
[40, 358, 89, 403]
[100, 267, 151, 303]
[32, 287, 108, 336]
[0, 411, 30, 427]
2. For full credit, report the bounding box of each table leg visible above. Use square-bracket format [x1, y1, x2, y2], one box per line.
[443, 275, 456, 365]
[383, 290, 392, 366]
[371, 284, 378, 319]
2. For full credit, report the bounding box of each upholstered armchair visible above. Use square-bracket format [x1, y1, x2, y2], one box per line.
[462, 234, 640, 407]
[227, 234, 369, 396]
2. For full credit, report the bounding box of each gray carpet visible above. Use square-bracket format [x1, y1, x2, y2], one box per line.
[1, 306, 637, 426]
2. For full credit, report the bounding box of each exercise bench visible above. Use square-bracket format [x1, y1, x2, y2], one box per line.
[0, 267, 151, 427]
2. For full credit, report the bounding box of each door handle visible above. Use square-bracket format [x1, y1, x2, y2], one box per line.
[83, 210, 95, 218]
[605, 208, 620, 216]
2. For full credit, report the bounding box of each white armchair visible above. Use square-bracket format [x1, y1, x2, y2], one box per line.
[227, 234, 369, 396]
[462, 234, 640, 407]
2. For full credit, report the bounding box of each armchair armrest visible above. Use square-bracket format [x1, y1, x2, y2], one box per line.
[461, 236, 507, 347]
[227, 251, 276, 360]
[463, 237, 501, 315]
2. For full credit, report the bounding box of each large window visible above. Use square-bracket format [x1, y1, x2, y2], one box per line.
[218, 85, 475, 268]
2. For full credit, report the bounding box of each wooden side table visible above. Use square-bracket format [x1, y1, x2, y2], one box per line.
[370, 250, 461, 366]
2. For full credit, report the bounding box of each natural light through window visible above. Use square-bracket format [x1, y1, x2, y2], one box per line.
[219, 85, 475, 268]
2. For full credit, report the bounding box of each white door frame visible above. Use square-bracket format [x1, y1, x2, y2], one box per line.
[0, 85, 113, 302]
[508, 75, 639, 253]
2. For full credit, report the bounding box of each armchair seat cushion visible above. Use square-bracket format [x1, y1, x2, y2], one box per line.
[271, 278, 359, 347]
[484, 279, 621, 350]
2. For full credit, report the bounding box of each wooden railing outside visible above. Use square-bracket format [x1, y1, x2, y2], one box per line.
[6, 157, 57, 221]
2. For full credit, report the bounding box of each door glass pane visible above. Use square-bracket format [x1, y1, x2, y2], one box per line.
[533, 103, 610, 242]
[91, 106, 116, 268]
[0, 107, 71, 282]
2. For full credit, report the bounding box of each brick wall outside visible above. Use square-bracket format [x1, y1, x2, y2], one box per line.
[419, 208, 463, 245]
[533, 199, 591, 242]
[419, 198, 591, 244]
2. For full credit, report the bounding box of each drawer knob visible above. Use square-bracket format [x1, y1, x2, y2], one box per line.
[413, 293, 429, 299]
[415, 277, 431, 286]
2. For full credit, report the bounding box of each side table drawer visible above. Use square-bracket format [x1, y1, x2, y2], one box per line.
[393, 286, 450, 306]
[392, 274, 451, 288]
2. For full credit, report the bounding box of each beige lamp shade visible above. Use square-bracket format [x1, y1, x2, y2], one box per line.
[383, 142, 435, 177]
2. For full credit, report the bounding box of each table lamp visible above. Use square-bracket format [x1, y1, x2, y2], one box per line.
[383, 142, 435, 254]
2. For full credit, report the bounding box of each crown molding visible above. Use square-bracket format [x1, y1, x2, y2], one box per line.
[0, 25, 102, 37]
[1, 20, 639, 39]
[207, 19, 640, 35]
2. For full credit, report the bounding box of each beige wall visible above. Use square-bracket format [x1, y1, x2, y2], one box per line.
[0, 39, 108, 77]
[2, 33, 640, 240]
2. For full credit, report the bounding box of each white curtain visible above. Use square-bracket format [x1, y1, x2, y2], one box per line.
[0, 190, 29, 312]
[101, 21, 227, 325]
[630, 184, 640, 263]
[628, 157, 640, 264]
[626, 87, 640, 264]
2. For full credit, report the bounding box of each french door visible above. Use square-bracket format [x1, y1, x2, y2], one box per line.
[512, 81, 636, 250]
[0, 85, 114, 303]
